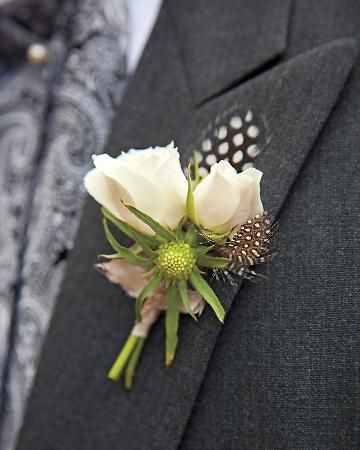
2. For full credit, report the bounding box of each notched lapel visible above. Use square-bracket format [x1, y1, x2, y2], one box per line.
[172, 37, 358, 446]
[167, 0, 292, 105]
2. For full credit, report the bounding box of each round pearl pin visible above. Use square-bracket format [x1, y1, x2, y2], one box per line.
[26, 43, 48, 65]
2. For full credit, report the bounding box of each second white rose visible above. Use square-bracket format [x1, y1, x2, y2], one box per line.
[193, 161, 263, 234]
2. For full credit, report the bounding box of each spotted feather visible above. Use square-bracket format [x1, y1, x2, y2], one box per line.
[217, 212, 277, 278]
[185, 108, 270, 177]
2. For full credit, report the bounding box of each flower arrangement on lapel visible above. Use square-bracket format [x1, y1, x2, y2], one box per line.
[84, 142, 276, 389]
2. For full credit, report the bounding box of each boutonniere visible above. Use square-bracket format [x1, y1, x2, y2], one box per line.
[84, 142, 276, 389]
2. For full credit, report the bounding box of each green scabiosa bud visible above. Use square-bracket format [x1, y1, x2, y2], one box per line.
[156, 241, 195, 280]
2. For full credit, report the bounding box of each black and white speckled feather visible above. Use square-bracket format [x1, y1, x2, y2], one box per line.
[216, 212, 278, 279]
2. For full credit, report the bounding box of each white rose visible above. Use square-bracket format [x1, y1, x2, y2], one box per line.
[193, 161, 263, 234]
[84, 142, 187, 235]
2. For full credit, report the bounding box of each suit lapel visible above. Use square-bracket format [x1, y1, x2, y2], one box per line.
[17, 3, 357, 449]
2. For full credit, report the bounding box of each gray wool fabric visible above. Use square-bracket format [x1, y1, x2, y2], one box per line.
[17, 1, 360, 449]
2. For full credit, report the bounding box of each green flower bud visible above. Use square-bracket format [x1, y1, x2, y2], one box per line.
[156, 241, 195, 280]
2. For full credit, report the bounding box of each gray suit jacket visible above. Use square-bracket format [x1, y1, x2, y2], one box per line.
[17, 1, 360, 449]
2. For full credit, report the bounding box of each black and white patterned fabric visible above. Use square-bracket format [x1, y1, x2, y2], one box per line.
[0, 1, 127, 449]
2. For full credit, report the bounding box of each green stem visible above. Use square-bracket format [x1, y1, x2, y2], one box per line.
[165, 284, 180, 366]
[124, 337, 146, 390]
[186, 164, 198, 226]
[108, 333, 138, 382]
[193, 150, 200, 187]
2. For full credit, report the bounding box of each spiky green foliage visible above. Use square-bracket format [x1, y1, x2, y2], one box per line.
[103, 201, 230, 389]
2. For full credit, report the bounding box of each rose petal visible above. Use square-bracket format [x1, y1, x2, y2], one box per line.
[92, 154, 166, 234]
[221, 168, 263, 230]
[179, 289, 205, 315]
[96, 259, 148, 298]
[119, 144, 187, 229]
[84, 168, 133, 223]
[152, 145, 188, 229]
[194, 162, 240, 230]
